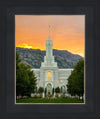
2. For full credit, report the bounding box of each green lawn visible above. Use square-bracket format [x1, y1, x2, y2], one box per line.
[16, 98, 84, 103]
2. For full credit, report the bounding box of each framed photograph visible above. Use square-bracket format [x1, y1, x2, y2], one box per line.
[0, 0, 100, 119]
[15, 15, 85, 104]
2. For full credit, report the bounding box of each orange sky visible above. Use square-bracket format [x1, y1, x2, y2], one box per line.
[15, 15, 85, 57]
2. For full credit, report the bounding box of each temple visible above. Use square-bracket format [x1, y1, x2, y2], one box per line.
[32, 23, 73, 95]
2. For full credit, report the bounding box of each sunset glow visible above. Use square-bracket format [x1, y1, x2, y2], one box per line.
[17, 43, 45, 50]
[16, 15, 85, 57]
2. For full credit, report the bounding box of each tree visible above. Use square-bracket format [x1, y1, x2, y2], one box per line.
[16, 52, 37, 97]
[67, 59, 84, 100]
[55, 87, 60, 93]
[26, 67, 37, 96]
[16, 52, 21, 70]
[38, 87, 44, 94]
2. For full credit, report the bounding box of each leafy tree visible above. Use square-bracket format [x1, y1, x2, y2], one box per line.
[34, 87, 38, 93]
[16, 52, 21, 70]
[38, 87, 44, 94]
[16, 52, 37, 97]
[67, 59, 84, 99]
[16, 63, 30, 96]
[55, 87, 60, 93]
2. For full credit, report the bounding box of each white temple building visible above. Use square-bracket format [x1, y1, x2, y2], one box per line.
[32, 24, 73, 95]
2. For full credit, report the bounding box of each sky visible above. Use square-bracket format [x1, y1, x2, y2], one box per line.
[15, 15, 85, 57]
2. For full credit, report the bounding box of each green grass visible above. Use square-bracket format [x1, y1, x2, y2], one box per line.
[16, 98, 84, 103]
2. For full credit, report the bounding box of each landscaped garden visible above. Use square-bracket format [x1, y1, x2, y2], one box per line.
[16, 53, 84, 104]
[16, 97, 84, 103]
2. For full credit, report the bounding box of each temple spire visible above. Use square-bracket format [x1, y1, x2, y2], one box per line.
[48, 22, 50, 40]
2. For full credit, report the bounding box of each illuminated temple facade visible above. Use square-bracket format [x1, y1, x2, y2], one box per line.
[32, 24, 73, 95]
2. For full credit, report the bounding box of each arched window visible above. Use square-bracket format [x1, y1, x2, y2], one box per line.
[47, 71, 52, 81]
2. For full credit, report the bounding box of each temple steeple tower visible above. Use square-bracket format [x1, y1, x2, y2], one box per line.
[48, 22, 50, 40]
[46, 23, 53, 63]
[41, 23, 57, 67]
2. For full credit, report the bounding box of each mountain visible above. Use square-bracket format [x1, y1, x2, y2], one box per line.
[16, 47, 83, 68]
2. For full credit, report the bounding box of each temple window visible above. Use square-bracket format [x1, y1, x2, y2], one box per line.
[47, 71, 52, 81]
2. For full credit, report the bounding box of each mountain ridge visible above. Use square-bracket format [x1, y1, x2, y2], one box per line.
[16, 47, 83, 68]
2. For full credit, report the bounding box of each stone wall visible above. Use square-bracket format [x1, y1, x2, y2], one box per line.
[32, 68, 73, 90]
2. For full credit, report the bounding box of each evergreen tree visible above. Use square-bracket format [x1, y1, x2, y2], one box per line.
[67, 59, 84, 99]
[38, 87, 44, 94]
[55, 87, 60, 93]
[16, 52, 37, 97]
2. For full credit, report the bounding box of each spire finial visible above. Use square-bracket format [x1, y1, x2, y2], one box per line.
[48, 22, 50, 39]
[49, 22, 50, 27]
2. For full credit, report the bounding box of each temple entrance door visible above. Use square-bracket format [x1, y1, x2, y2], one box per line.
[48, 91, 50, 95]
[46, 83, 52, 95]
